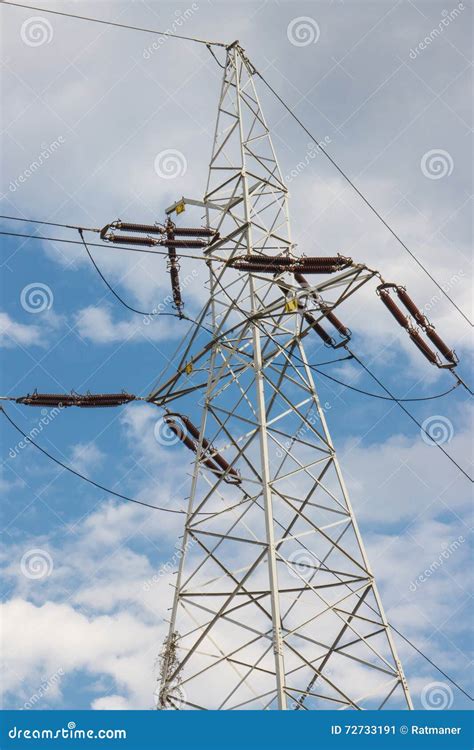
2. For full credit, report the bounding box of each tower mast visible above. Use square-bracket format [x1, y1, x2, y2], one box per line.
[156, 44, 412, 711]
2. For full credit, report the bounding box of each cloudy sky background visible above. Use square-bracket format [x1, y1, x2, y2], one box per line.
[0, 0, 472, 710]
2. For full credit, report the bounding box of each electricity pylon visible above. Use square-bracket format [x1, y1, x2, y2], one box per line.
[153, 43, 412, 710]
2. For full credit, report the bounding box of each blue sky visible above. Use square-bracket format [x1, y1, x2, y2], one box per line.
[0, 0, 472, 710]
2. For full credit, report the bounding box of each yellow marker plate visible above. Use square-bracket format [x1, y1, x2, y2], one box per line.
[285, 298, 298, 313]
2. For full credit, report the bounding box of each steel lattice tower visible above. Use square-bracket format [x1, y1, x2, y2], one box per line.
[153, 44, 412, 711]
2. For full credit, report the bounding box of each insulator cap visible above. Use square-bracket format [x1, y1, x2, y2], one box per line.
[16, 393, 77, 407]
[396, 287, 429, 327]
[294, 272, 306, 284]
[233, 262, 342, 274]
[303, 313, 336, 346]
[173, 227, 217, 237]
[165, 413, 241, 483]
[107, 234, 158, 246]
[425, 327, 457, 363]
[379, 290, 409, 328]
[294, 272, 351, 338]
[165, 239, 207, 249]
[408, 330, 439, 365]
[16, 392, 135, 407]
[235, 255, 352, 267]
[324, 309, 350, 337]
[298, 264, 341, 273]
[114, 222, 164, 235]
[302, 256, 351, 266]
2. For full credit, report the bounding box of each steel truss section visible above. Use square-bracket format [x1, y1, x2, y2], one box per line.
[155, 44, 412, 711]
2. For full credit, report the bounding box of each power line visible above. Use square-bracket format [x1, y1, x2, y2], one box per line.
[274, 350, 460, 401]
[0, 229, 216, 262]
[5, 411, 469, 706]
[254, 66, 473, 328]
[0, 214, 100, 232]
[347, 349, 473, 482]
[1, 406, 253, 518]
[290, 347, 472, 480]
[212, 262, 472, 480]
[387, 620, 473, 702]
[76, 229, 214, 335]
[1, 1, 227, 47]
[308, 361, 460, 402]
[272, 354, 354, 368]
[78, 228, 179, 318]
[2, 8, 469, 324]
[4, 407, 471, 705]
[0, 405, 191, 514]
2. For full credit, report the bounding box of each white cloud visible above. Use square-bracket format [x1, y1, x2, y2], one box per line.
[339, 403, 472, 525]
[1, 598, 161, 709]
[0, 312, 43, 348]
[91, 694, 133, 710]
[1, 0, 472, 711]
[2, 405, 472, 708]
[73, 305, 185, 345]
[69, 442, 105, 474]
